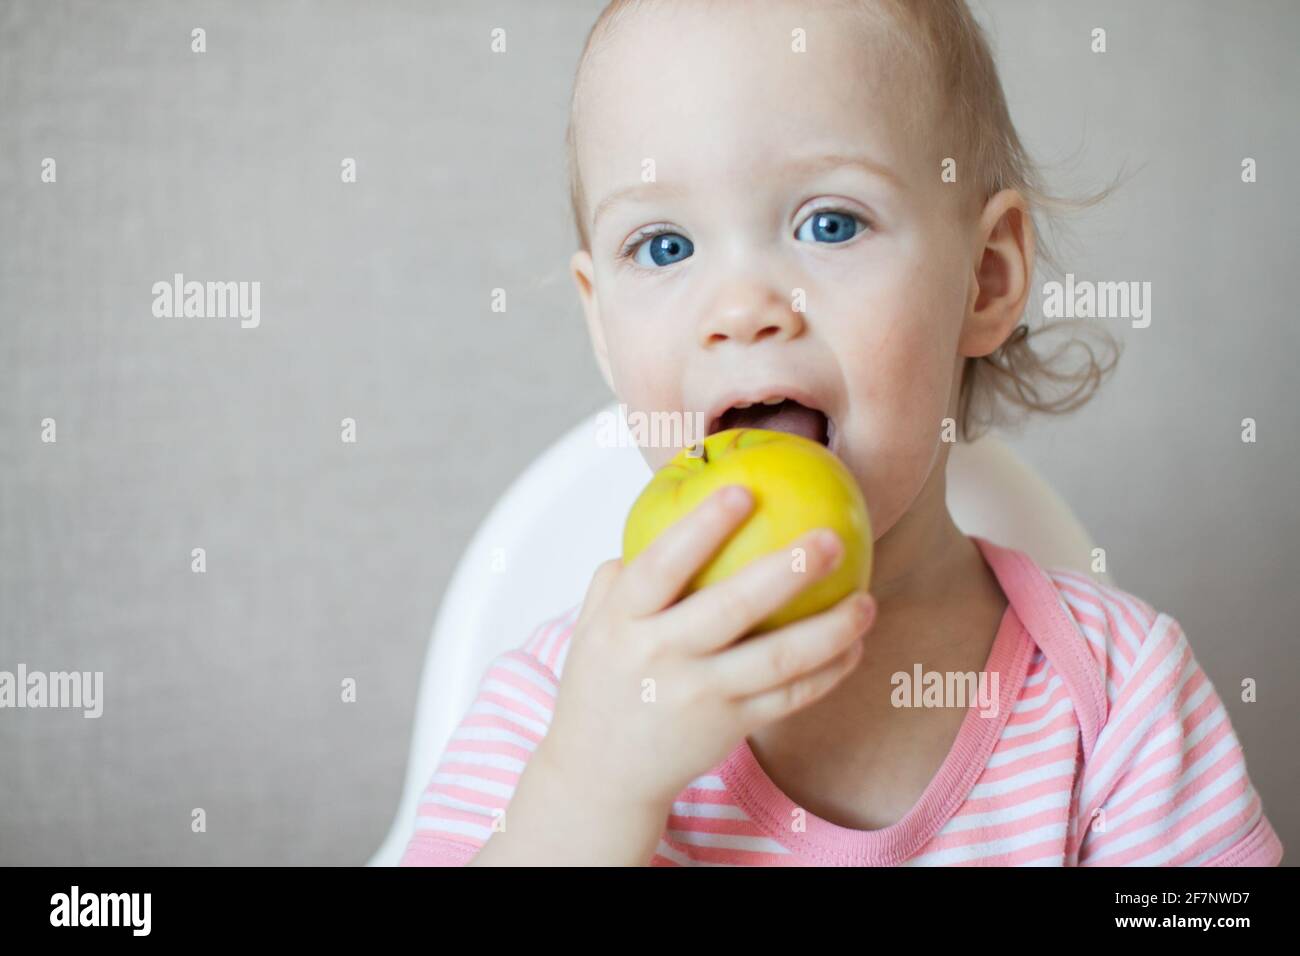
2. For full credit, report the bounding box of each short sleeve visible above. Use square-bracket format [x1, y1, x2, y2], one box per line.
[1076, 612, 1284, 866]
[398, 641, 563, 867]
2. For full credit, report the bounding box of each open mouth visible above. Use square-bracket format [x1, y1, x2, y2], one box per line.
[710, 397, 834, 449]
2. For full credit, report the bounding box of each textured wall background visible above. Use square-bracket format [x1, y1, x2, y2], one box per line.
[1, 0, 1296, 865]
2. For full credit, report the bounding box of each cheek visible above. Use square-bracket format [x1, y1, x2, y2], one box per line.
[607, 326, 679, 410]
[865, 312, 955, 426]
[828, 255, 967, 532]
[599, 278, 669, 385]
[600, 324, 688, 473]
[840, 271, 963, 437]
[594, 265, 698, 469]
[848, 317, 953, 535]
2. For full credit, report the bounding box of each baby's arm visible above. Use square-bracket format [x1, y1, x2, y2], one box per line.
[1075, 612, 1283, 866]
[466, 733, 668, 866]
[399, 619, 666, 866]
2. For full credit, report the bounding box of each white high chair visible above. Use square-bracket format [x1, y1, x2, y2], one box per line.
[368, 402, 1111, 865]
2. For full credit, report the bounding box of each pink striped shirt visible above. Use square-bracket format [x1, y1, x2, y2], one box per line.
[399, 535, 1284, 866]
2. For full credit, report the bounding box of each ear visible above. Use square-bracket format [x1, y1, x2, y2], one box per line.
[960, 189, 1035, 358]
[570, 248, 616, 393]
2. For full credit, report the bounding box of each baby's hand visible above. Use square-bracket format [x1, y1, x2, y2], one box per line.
[539, 484, 877, 813]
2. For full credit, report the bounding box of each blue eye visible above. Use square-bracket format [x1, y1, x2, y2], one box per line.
[627, 231, 694, 268]
[796, 210, 864, 244]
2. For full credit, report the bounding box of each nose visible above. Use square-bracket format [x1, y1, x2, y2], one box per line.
[699, 277, 806, 348]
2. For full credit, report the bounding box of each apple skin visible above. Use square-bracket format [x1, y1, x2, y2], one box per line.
[621, 428, 872, 634]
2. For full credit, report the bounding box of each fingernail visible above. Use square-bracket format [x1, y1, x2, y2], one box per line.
[816, 529, 842, 559]
[722, 485, 750, 509]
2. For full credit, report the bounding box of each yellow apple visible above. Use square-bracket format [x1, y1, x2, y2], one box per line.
[621, 427, 872, 634]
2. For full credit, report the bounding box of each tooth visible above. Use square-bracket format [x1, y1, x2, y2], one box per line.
[761, 396, 785, 405]
[732, 401, 752, 409]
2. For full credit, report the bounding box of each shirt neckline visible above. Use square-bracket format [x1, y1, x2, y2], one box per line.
[714, 535, 1037, 866]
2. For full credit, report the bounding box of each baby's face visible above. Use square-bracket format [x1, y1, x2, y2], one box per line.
[571, 2, 1002, 542]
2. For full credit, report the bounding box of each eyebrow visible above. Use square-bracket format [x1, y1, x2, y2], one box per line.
[591, 181, 689, 231]
[590, 152, 902, 231]
[784, 152, 903, 187]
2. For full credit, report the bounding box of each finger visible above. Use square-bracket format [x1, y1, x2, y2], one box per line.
[575, 557, 623, 629]
[714, 590, 875, 698]
[736, 631, 866, 727]
[617, 485, 753, 618]
[657, 526, 847, 655]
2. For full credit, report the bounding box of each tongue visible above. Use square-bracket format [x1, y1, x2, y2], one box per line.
[722, 400, 828, 444]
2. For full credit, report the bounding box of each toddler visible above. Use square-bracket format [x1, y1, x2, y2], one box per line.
[400, 0, 1283, 866]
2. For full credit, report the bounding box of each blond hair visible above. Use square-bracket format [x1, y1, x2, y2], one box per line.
[565, 0, 1126, 441]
